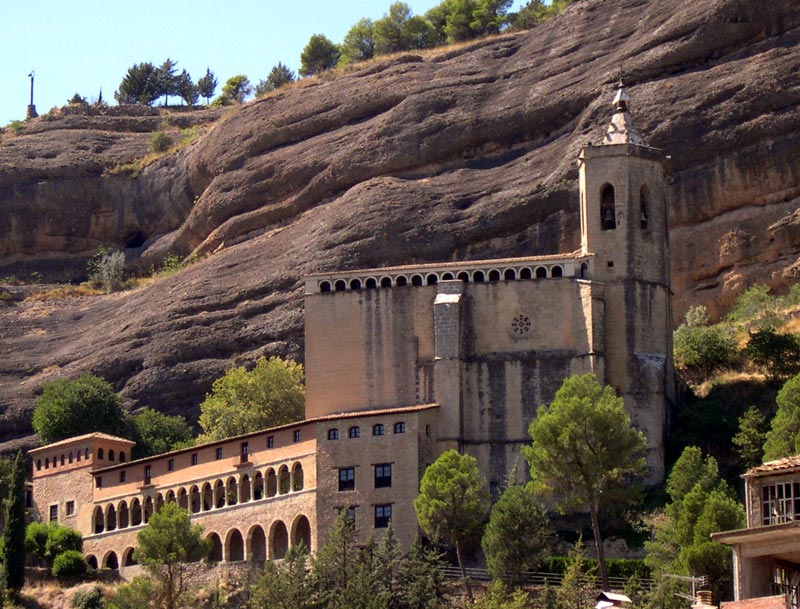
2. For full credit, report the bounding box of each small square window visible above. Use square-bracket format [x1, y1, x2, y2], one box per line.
[348, 426, 360, 439]
[49, 504, 58, 522]
[168, 459, 174, 472]
[95, 476, 103, 489]
[119, 471, 126, 483]
[293, 430, 301, 443]
[191, 453, 198, 466]
[267, 436, 275, 449]
[216, 447, 223, 460]
[375, 464, 392, 489]
[374, 504, 392, 528]
[339, 467, 355, 492]
[393, 422, 406, 434]
[372, 424, 384, 436]
[66, 501, 75, 516]
[328, 428, 339, 440]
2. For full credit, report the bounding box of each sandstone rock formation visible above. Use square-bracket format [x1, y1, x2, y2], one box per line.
[1, 0, 799, 450]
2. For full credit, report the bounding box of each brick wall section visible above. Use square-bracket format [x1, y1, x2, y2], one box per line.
[722, 595, 788, 609]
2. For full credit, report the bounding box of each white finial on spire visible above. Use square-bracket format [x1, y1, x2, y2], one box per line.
[603, 80, 645, 146]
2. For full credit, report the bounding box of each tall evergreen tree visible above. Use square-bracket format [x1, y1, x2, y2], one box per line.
[175, 70, 198, 106]
[156, 58, 179, 106]
[115, 62, 160, 105]
[1, 451, 27, 595]
[196, 67, 218, 105]
[299, 34, 341, 77]
[255, 63, 297, 97]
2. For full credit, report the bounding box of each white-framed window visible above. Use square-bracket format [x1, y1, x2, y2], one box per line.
[762, 481, 800, 525]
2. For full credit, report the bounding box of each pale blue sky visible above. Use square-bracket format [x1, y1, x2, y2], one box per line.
[1, 0, 526, 127]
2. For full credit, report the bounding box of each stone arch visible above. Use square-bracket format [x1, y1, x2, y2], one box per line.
[202, 483, 213, 511]
[178, 487, 189, 510]
[319, 280, 331, 293]
[122, 547, 137, 567]
[426, 273, 438, 286]
[226, 528, 245, 562]
[266, 469, 277, 497]
[165, 489, 176, 504]
[207, 532, 223, 562]
[441, 272, 454, 280]
[520, 267, 532, 280]
[291, 515, 312, 551]
[240, 474, 252, 503]
[103, 551, 119, 570]
[349, 278, 362, 290]
[248, 524, 267, 562]
[640, 184, 650, 230]
[334, 279, 346, 292]
[93, 506, 104, 534]
[225, 477, 238, 506]
[580, 262, 589, 279]
[269, 520, 289, 560]
[105, 503, 117, 531]
[395, 275, 408, 287]
[380, 276, 392, 288]
[214, 479, 226, 508]
[292, 463, 304, 491]
[504, 268, 516, 280]
[253, 472, 264, 500]
[457, 271, 470, 282]
[365, 277, 377, 289]
[143, 496, 154, 523]
[131, 498, 142, 526]
[551, 265, 563, 278]
[155, 493, 165, 513]
[118, 500, 129, 529]
[278, 465, 290, 494]
[601, 183, 616, 230]
[535, 266, 547, 279]
[190, 485, 201, 513]
[473, 270, 485, 282]
[411, 274, 423, 287]
[488, 269, 501, 281]
[86, 555, 98, 569]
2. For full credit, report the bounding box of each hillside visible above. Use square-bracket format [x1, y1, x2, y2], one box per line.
[1, 0, 799, 450]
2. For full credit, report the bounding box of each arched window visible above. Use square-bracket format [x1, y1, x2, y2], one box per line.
[411, 275, 423, 287]
[473, 271, 485, 283]
[535, 267, 547, 279]
[380, 277, 392, 288]
[640, 185, 650, 230]
[600, 183, 616, 230]
[504, 269, 516, 280]
[426, 274, 438, 286]
[320, 281, 331, 293]
[394, 422, 406, 434]
[350, 278, 362, 290]
[85, 448, 89, 460]
[365, 278, 377, 289]
[520, 268, 532, 280]
[108, 449, 115, 462]
[77, 451, 81, 462]
[36, 460, 41, 471]
[334, 280, 347, 292]
[580, 262, 589, 279]
[457, 271, 470, 282]
[395, 276, 408, 287]
[60, 455, 65, 466]
[441, 272, 454, 280]
[488, 270, 501, 281]
[373, 424, 384, 436]
[45, 457, 49, 469]
[349, 426, 360, 439]
[551, 266, 563, 278]
[97, 448, 104, 460]
[68, 452, 73, 464]
[327, 428, 339, 440]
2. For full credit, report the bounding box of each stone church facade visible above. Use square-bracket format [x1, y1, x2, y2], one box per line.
[29, 84, 674, 571]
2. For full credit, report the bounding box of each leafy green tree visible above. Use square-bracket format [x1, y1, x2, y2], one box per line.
[156, 58, 179, 106]
[339, 19, 376, 65]
[746, 327, 800, 382]
[509, 0, 550, 29]
[255, 62, 297, 97]
[556, 538, 597, 609]
[1, 452, 26, 595]
[33, 374, 129, 443]
[523, 373, 647, 590]
[26, 521, 82, 571]
[374, 2, 439, 54]
[196, 67, 217, 105]
[115, 62, 160, 105]
[763, 374, 800, 460]
[134, 502, 210, 609]
[130, 408, 193, 459]
[473, 579, 531, 609]
[52, 550, 88, 578]
[252, 544, 312, 609]
[673, 305, 738, 381]
[198, 356, 304, 441]
[414, 449, 490, 602]
[471, 0, 513, 35]
[175, 70, 199, 106]
[733, 406, 768, 470]
[300, 34, 341, 77]
[105, 577, 155, 609]
[221, 74, 252, 103]
[68, 93, 87, 104]
[0, 457, 13, 533]
[482, 483, 554, 584]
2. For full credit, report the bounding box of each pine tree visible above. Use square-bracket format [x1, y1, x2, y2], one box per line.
[196, 68, 218, 105]
[1, 451, 27, 595]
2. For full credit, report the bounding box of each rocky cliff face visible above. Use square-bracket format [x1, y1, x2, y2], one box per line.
[1, 0, 799, 450]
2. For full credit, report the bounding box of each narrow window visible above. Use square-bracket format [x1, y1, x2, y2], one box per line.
[339, 467, 355, 492]
[191, 453, 198, 466]
[119, 451, 126, 463]
[240, 442, 249, 463]
[374, 464, 392, 489]
[108, 449, 115, 462]
[328, 429, 339, 440]
[600, 184, 616, 230]
[49, 505, 58, 522]
[45, 457, 49, 469]
[293, 430, 301, 443]
[215, 447, 223, 460]
[168, 459, 175, 472]
[349, 426, 360, 439]
[144, 465, 152, 485]
[77, 451, 81, 462]
[60, 454, 65, 466]
[68, 452, 73, 464]
[346, 506, 356, 523]
[374, 504, 392, 528]
[97, 448, 104, 460]
[394, 422, 406, 434]
[96, 476, 103, 489]
[85, 448, 89, 460]
[372, 424, 384, 436]
[267, 436, 275, 449]
[119, 471, 126, 483]
[66, 501, 75, 516]
[640, 185, 650, 230]
[36, 460, 41, 471]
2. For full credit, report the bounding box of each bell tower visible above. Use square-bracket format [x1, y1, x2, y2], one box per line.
[579, 82, 674, 481]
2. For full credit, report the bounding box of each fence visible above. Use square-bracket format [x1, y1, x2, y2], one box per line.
[441, 566, 654, 591]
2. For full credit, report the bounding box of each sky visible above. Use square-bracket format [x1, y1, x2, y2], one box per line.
[1, 0, 526, 127]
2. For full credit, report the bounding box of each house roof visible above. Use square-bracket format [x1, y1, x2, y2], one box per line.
[29, 432, 136, 455]
[744, 455, 800, 478]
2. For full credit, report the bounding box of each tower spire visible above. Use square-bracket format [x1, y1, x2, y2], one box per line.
[603, 80, 644, 146]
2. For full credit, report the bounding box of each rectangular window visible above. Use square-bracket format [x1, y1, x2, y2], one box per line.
[144, 465, 152, 486]
[168, 459, 174, 472]
[374, 504, 392, 528]
[66, 501, 75, 516]
[119, 471, 126, 483]
[267, 436, 274, 449]
[293, 430, 301, 443]
[375, 464, 392, 489]
[191, 453, 198, 466]
[762, 482, 800, 525]
[96, 476, 102, 489]
[216, 447, 223, 460]
[339, 467, 355, 492]
[49, 504, 58, 522]
[241, 442, 249, 463]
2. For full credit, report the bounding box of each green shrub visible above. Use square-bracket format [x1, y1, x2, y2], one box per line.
[87, 248, 126, 292]
[674, 306, 738, 381]
[104, 576, 154, 609]
[727, 285, 776, 324]
[150, 131, 173, 153]
[53, 550, 88, 579]
[25, 521, 51, 564]
[746, 327, 800, 381]
[45, 524, 82, 561]
[7, 120, 24, 135]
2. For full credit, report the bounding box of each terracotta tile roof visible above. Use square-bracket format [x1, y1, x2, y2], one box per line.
[29, 432, 136, 454]
[744, 455, 800, 477]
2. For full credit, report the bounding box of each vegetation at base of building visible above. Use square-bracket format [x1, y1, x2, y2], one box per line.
[524, 373, 647, 591]
[414, 449, 490, 602]
[197, 355, 305, 442]
[69, 585, 103, 609]
[645, 447, 745, 606]
[25, 521, 83, 574]
[52, 550, 89, 579]
[1, 452, 26, 595]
